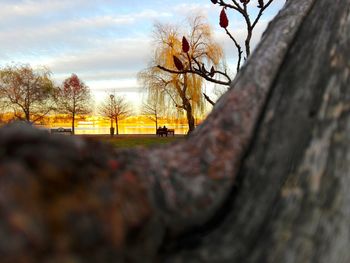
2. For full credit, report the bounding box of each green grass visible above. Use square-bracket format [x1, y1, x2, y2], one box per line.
[86, 135, 184, 149]
[107, 137, 181, 148]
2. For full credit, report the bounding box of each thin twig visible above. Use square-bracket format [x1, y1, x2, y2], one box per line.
[203, 92, 215, 106]
[252, 0, 274, 29]
[224, 28, 243, 73]
[213, 0, 276, 62]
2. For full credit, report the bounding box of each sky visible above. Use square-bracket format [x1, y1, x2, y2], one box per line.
[0, 0, 285, 112]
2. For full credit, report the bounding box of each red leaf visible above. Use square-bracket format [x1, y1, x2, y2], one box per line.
[182, 36, 190, 53]
[173, 55, 184, 71]
[220, 9, 229, 29]
[258, 0, 264, 8]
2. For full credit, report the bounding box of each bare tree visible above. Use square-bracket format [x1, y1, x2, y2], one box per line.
[213, 0, 275, 62]
[56, 74, 92, 134]
[157, 0, 277, 103]
[99, 94, 132, 135]
[141, 101, 161, 134]
[0, 64, 56, 123]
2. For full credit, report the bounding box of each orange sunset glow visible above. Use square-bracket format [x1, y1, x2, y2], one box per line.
[0, 113, 203, 135]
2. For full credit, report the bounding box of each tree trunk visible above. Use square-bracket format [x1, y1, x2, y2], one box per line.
[110, 117, 114, 136]
[0, 0, 349, 262]
[25, 110, 30, 122]
[71, 113, 75, 135]
[181, 73, 196, 134]
[115, 117, 119, 135]
[155, 116, 158, 134]
[184, 99, 195, 134]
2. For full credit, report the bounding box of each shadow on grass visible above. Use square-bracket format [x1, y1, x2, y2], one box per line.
[83, 135, 185, 149]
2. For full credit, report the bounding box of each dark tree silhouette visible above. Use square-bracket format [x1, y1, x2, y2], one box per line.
[0, 0, 349, 262]
[99, 94, 132, 135]
[56, 74, 92, 134]
[141, 100, 161, 134]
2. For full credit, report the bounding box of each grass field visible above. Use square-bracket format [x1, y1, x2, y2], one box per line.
[80, 134, 185, 148]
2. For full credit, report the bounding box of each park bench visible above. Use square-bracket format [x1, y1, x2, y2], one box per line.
[157, 128, 175, 137]
[167, 129, 174, 136]
[50, 127, 72, 135]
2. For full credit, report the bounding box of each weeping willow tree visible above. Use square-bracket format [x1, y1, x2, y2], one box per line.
[138, 15, 224, 134]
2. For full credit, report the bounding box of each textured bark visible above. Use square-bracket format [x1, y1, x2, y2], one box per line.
[184, 100, 195, 134]
[0, 0, 349, 262]
[162, 0, 350, 262]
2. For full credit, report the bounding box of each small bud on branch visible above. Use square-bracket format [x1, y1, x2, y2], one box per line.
[210, 0, 218, 4]
[258, 0, 264, 8]
[173, 55, 184, 71]
[220, 8, 229, 28]
[182, 36, 190, 53]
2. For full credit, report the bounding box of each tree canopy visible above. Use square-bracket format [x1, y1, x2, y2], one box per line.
[139, 15, 224, 133]
[99, 94, 132, 135]
[56, 74, 92, 134]
[0, 64, 55, 123]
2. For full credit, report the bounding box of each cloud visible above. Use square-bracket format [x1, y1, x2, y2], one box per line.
[0, 0, 175, 58]
[0, 7, 171, 55]
[0, 0, 78, 19]
[44, 37, 152, 79]
[172, 3, 212, 17]
[93, 86, 143, 93]
[87, 79, 144, 105]
[0, 0, 285, 105]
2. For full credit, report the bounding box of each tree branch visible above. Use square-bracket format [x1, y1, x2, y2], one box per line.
[252, 0, 275, 29]
[224, 28, 243, 72]
[213, 0, 276, 67]
[203, 92, 215, 106]
[157, 65, 231, 86]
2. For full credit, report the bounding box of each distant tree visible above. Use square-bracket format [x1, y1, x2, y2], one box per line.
[139, 15, 222, 133]
[99, 94, 116, 135]
[56, 74, 91, 134]
[0, 109, 4, 124]
[0, 96, 5, 124]
[0, 64, 56, 123]
[99, 94, 132, 135]
[141, 100, 161, 134]
[141, 87, 166, 134]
